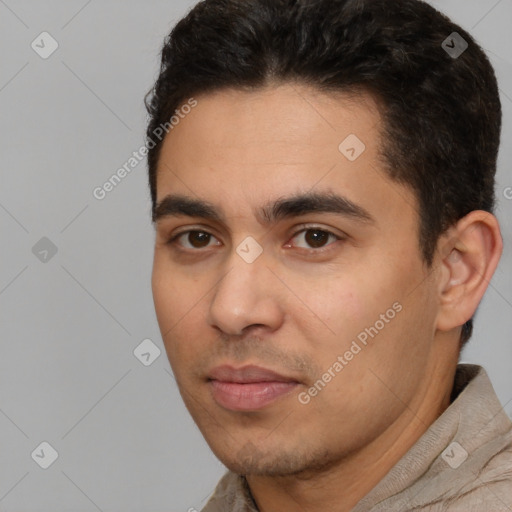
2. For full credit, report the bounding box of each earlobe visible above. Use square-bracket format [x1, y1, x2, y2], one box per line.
[436, 211, 503, 334]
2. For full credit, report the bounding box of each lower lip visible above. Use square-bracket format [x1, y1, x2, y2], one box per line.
[209, 380, 299, 411]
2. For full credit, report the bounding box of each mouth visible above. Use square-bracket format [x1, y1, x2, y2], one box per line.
[207, 364, 301, 411]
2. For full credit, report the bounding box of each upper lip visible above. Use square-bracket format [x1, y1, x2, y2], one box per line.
[208, 364, 299, 384]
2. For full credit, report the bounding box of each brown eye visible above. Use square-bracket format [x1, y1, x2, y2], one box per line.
[187, 231, 211, 248]
[304, 229, 330, 248]
[289, 228, 340, 250]
[170, 230, 220, 249]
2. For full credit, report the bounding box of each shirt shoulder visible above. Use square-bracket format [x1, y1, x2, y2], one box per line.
[358, 365, 512, 511]
[442, 434, 512, 511]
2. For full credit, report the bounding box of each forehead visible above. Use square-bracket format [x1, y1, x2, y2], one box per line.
[160, 84, 381, 152]
[156, 84, 380, 180]
[154, 84, 417, 228]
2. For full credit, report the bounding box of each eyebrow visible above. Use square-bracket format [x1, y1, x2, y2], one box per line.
[152, 191, 375, 226]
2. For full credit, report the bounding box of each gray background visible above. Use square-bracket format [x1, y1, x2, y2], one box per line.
[0, 0, 510, 510]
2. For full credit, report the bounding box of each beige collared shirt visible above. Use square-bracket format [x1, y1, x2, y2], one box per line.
[201, 364, 512, 511]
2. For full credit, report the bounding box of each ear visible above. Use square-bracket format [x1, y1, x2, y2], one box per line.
[435, 211, 503, 334]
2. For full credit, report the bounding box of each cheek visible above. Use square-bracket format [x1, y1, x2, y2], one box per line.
[298, 273, 378, 342]
[152, 260, 191, 359]
[151, 253, 198, 325]
[294, 260, 415, 373]
[152, 265, 218, 372]
[151, 265, 174, 332]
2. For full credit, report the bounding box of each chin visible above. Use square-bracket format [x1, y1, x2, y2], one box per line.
[216, 441, 335, 477]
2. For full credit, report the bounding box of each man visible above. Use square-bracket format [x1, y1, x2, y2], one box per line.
[145, 0, 512, 510]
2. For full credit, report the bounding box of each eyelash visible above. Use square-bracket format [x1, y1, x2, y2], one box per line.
[166, 226, 344, 253]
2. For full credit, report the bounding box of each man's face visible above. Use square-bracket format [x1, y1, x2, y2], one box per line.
[151, 84, 441, 476]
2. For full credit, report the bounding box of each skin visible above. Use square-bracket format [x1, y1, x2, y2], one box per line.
[151, 83, 502, 511]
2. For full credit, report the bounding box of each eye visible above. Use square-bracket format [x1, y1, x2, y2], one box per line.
[287, 227, 342, 251]
[167, 226, 343, 253]
[168, 230, 221, 250]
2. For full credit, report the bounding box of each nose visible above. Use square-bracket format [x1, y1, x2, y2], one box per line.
[207, 247, 284, 336]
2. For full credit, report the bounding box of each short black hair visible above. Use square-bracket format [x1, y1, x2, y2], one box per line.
[144, 0, 502, 348]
